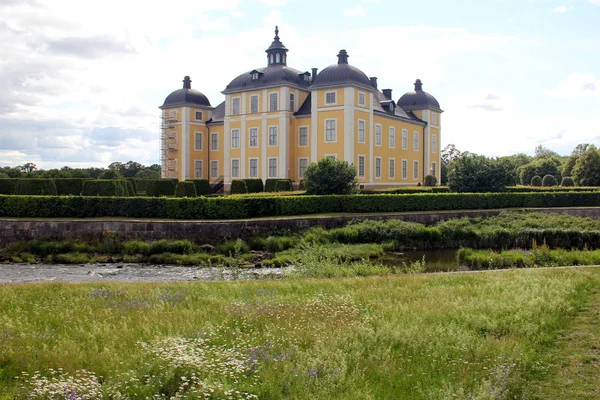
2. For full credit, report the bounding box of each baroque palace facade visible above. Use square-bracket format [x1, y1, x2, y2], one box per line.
[160, 27, 442, 190]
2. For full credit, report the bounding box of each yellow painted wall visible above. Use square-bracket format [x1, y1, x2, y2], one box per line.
[354, 110, 370, 182]
[188, 126, 209, 179]
[354, 89, 370, 108]
[290, 116, 311, 180]
[317, 109, 344, 160]
[316, 88, 344, 108]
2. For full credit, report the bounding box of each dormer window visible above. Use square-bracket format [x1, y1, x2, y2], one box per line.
[304, 74, 310, 82]
[252, 72, 260, 80]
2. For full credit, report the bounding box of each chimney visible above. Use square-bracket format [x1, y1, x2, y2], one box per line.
[311, 68, 318, 81]
[369, 77, 378, 89]
[183, 76, 192, 89]
[382, 89, 393, 100]
[337, 49, 349, 64]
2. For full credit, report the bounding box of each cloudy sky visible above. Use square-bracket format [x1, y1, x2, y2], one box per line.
[1, 0, 599, 169]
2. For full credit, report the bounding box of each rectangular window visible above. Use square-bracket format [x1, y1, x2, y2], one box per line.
[402, 129, 408, 150]
[167, 110, 178, 120]
[249, 158, 258, 178]
[211, 132, 218, 151]
[211, 160, 219, 178]
[432, 112, 438, 124]
[375, 124, 382, 146]
[358, 120, 365, 143]
[402, 159, 408, 180]
[389, 158, 395, 179]
[194, 160, 203, 179]
[249, 127, 258, 147]
[268, 158, 277, 178]
[413, 131, 419, 151]
[432, 162, 437, 177]
[299, 158, 308, 178]
[325, 155, 336, 160]
[432, 134, 437, 153]
[389, 127, 396, 148]
[299, 126, 308, 147]
[250, 95, 259, 114]
[358, 92, 366, 106]
[232, 97, 240, 115]
[231, 159, 240, 178]
[195, 111, 202, 120]
[268, 126, 278, 146]
[231, 129, 240, 148]
[325, 91, 336, 104]
[289, 93, 295, 111]
[194, 132, 202, 150]
[413, 160, 419, 180]
[269, 93, 278, 112]
[325, 119, 336, 142]
[358, 155, 365, 178]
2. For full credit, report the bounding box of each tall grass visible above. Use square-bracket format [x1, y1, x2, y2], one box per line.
[1, 268, 598, 399]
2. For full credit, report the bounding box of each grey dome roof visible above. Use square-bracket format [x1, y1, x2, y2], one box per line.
[397, 79, 440, 110]
[161, 76, 211, 108]
[311, 49, 371, 89]
[223, 65, 310, 93]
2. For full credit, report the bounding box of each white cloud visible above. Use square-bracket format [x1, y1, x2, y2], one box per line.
[257, 0, 292, 5]
[553, 5, 569, 13]
[344, 5, 365, 16]
[546, 73, 600, 98]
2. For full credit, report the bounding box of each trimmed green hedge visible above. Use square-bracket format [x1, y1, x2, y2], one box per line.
[175, 181, 197, 197]
[126, 178, 137, 196]
[243, 179, 264, 193]
[276, 179, 293, 192]
[15, 179, 57, 195]
[2, 192, 600, 219]
[187, 180, 211, 196]
[230, 180, 248, 194]
[82, 180, 127, 197]
[264, 179, 278, 192]
[54, 178, 86, 196]
[146, 179, 176, 197]
[0, 179, 17, 195]
[361, 187, 450, 195]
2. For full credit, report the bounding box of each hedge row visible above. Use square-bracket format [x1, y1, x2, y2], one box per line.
[1, 192, 600, 219]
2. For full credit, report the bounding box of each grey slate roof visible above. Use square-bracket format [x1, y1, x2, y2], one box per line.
[397, 79, 441, 111]
[161, 76, 211, 108]
[373, 90, 425, 124]
[311, 63, 372, 90]
[294, 93, 311, 116]
[210, 101, 225, 122]
[223, 65, 310, 93]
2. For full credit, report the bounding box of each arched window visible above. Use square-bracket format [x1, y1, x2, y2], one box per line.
[276, 53, 280, 63]
[270, 54, 274, 64]
[283, 54, 286, 64]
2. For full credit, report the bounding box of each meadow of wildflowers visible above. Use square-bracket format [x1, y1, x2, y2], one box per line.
[1, 267, 599, 399]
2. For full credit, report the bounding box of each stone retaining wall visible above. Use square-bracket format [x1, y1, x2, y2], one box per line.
[2, 207, 600, 245]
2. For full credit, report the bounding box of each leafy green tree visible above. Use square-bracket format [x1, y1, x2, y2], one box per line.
[534, 145, 560, 159]
[440, 144, 461, 185]
[135, 169, 160, 179]
[304, 158, 357, 195]
[573, 146, 600, 186]
[518, 157, 562, 185]
[99, 169, 123, 179]
[498, 153, 533, 186]
[447, 153, 511, 192]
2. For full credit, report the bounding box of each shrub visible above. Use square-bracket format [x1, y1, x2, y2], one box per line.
[298, 179, 306, 190]
[146, 179, 176, 197]
[265, 179, 279, 193]
[275, 179, 293, 192]
[447, 154, 511, 192]
[54, 179, 86, 196]
[15, 179, 57, 195]
[0, 179, 17, 195]
[98, 169, 122, 179]
[304, 158, 357, 195]
[188, 179, 211, 196]
[175, 181, 197, 197]
[126, 178, 137, 195]
[530, 175, 542, 187]
[542, 174, 558, 187]
[423, 175, 437, 187]
[243, 179, 264, 193]
[230, 180, 248, 195]
[82, 180, 126, 197]
[561, 177, 575, 187]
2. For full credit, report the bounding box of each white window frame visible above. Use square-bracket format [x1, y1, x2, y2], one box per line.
[413, 160, 419, 180]
[324, 154, 337, 160]
[250, 95, 259, 114]
[249, 157, 258, 178]
[400, 129, 407, 150]
[298, 157, 309, 179]
[358, 119, 365, 144]
[325, 119, 337, 143]
[432, 134, 437, 153]
[252, 72, 259, 80]
[231, 129, 240, 148]
[358, 91, 366, 107]
[194, 132, 202, 151]
[413, 131, 419, 151]
[268, 157, 278, 178]
[325, 91, 336, 105]
[402, 159, 408, 180]
[358, 155, 366, 178]
[389, 158, 395, 179]
[289, 93, 295, 111]
[211, 160, 219, 178]
[269, 92, 278, 112]
[195, 111, 203, 121]
[431, 162, 437, 178]
[232, 97, 241, 116]
[375, 156, 382, 179]
[298, 126, 309, 147]
[375, 124, 382, 146]
[268, 126, 278, 147]
[210, 132, 219, 151]
[249, 127, 258, 148]
[194, 160, 203, 179]
[389, 127, 396, 149]
[231, 158, 240, 178]
[432, 112, 438, 125]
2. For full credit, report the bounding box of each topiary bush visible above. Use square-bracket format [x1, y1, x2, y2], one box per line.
[423, 175, 437, 187]
[542, 174, 558, 187]
[146, 179, 176, 197]
[243, 179, 264, 193]
[304, 158, 357, 195]
[230, 180, 248, 194]
[530, 175, 542, 187]
[0, 179, 17, 195]
[124, 180, 135, 196]
[265, 179, 278, 192]
[82, 180, 126, 196]
[276, 179, 293, 192]
[561, 176, 575, 187]
[54, 178, 86, 196]
[175, 181, 197, 197]
[15, 179, 57, 196]
[187, 179, 211, 196]
[126, 178, 137, 195]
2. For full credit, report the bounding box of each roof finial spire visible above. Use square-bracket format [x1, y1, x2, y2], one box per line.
[274, 25, 279, 39]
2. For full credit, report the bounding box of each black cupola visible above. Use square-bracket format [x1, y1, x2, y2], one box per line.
[265, 26, 288, 66]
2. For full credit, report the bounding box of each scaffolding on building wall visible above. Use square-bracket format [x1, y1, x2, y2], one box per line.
[160, 110, 179, 179]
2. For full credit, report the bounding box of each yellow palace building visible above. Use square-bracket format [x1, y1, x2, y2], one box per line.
[159, 27, 442, 190]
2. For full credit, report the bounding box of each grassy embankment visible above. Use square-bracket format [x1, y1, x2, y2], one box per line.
[1, 267, 599, 399]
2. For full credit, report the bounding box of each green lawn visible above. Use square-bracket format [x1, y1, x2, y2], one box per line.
[1, 268, 599, 399]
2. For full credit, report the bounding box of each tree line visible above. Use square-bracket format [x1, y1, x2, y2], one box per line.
[0, 161, 160, 180]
